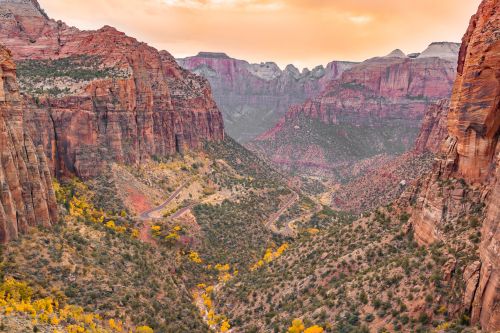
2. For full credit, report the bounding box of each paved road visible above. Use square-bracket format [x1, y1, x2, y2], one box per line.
[264, 192, 299, 235]
[136, 182, 188, 245]
[138, 182, 188, 221]
[264, 191, 324, 238]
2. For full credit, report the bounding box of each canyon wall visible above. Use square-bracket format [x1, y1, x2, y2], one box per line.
[0, 44, 57, 243]
[414, 99, 450, 154]
[178, 52, 355, 142]
[410, 0, 499, 330]
[0, 0, 224, 179]
[250, 44, 459, 179]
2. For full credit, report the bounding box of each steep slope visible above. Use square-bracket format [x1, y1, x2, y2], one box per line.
[414, 99, 451, 154]
[0, 44, 57, 243]
[329, 99, 450, 214]
[250, 43, 459, 180]
[217, 1, 499, 332]
[1, 135, 316, 332]
[0, 0, 224, 179]
[410, 0, 500, 329]
[178, 52, 355, 142]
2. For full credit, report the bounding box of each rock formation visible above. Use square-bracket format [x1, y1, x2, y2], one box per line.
[178, 52, 355, 142]
[0, 0, 224, 179]
[414, 99, 450, 154]
[410, 0, 499, 330]
[419, 42, 461, 60]
[250, 43, 459, 179]
[0, 44, 57, 243]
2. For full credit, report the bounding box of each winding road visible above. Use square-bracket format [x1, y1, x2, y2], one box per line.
[139, 182, 188, 221]
[264, 191, 324, 237]
[264, 192, 300, 235]
[136, 182, 189, 244]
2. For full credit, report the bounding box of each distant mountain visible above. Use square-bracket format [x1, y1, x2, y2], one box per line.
[178, 52, 356, 142]
[249, 42, 460, 180]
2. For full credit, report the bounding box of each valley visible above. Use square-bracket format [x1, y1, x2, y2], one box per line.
[0, 0, 498, 332]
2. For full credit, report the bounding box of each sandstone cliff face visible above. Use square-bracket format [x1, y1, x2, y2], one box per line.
[410, 0, 499, 330]
[178, 52, 355, 142]
[0, 0, 224, 179]
[414, 99, 450, 154]
[250, 44, 459, 179]
[0, 44, 57, 243]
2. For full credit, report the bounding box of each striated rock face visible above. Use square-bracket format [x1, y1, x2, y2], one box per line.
[414, 99, 450, 154]
[0, 44, 57, 243]
[178, 52, 355, 142]
[447, 1, 500, 183]
[410, 0, 499, 330]
[0, 0, 224, 178]
[250, 43, 459, 179]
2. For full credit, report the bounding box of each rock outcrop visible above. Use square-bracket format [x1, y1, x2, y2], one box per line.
[0, 44, 57, 243]
[250, 43, 459, 179]
[419, 42, 461, 60]
[178, 52, 355, 142]
[410, 0, 499, 330]
[0, 0, 224, 179]
[414, 99, 450, 154]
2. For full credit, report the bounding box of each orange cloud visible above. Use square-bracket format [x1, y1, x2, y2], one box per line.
[38, 0, 482, 68]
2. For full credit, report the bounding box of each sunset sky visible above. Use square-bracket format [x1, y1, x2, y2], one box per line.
[38, 0, 482, 69]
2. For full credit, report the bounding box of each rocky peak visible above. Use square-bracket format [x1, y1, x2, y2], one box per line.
[0, 0, 47, 18]
[384, 49, 407, 58]
[247, 61, 281, 81]
[418, 42, 460, 60]
[178, 53, 356, 142]
[311, 65, 325, 78]
[196, 52, 230, 59]
[284, 64, 301, 78]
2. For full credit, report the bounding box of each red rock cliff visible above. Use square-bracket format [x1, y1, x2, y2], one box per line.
[414, 99, 450, 154]
[0, 44, 57, 243]
[0, 0, 224, 178]
[452, 0, 499, 329]
[250, 44, 459, 179]
[410, 0, 499, 330]
[178, 52, 355, 142]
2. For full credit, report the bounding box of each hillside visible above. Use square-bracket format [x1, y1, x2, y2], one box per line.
[1, 133, 321, 332]
[249, 43, 459, 181]
[178, 53, 356, 142]
[0, 0, 224, 180]
[217, 1, 500, 332]
[0, 0, 498, 332]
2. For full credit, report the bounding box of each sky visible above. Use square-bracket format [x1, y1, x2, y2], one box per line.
[38, 0, 482, 69]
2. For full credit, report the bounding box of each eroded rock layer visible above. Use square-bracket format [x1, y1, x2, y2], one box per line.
[0, 44, 57, 243]
[414, 99, 450, 154]
[250, 43, 459, 179]
[410, 0, 499, 330]
[0, 0, 224, 178]
[178, 52, 355, 142]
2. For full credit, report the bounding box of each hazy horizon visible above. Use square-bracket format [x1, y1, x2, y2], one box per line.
[38, 0, 481, 70]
